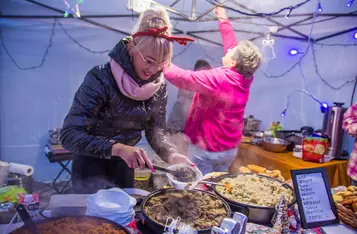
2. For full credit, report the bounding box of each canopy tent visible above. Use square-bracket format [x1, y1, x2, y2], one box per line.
[1, 0, 357, 181]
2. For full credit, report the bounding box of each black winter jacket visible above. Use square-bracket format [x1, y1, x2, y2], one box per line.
[60, 37, 178, 161]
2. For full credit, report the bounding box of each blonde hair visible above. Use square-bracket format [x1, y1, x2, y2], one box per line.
[131, 7, 173, 65]
[232, 41, 262, 79]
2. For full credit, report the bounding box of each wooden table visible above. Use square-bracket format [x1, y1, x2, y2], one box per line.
[229, 143, 351, 187]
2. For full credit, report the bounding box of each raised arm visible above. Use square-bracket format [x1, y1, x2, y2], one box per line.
[214, 6, 237, 54]
[163, 64, 224, 96]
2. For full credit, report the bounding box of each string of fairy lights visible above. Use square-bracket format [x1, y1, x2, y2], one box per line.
[0, 17, 195, 69]
[1, 0, 357, 117]
[0, 20, 56, 70]
[278, 0, 322, 117]
[206, 0, 313, 18]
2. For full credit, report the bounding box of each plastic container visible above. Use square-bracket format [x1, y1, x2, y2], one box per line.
[134, 169, 151, 189]
[0, 203, 16, 224]
[166, 164, 203, 190]
[293, 145, 302, 158]
[0, 161, 9, 186]
[50, 194, 88, 217]
[87, 188, 136, 214]
[134, 173, 151, 190]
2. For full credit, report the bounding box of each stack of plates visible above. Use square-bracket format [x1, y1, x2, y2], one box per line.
[86, 188, 136, 226]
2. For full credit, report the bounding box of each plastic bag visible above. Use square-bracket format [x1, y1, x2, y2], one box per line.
[86, 188, 136, 226]
[0, 186, 26, 203]
[18, 194, 40, 221]
[87, 188, 136, 214]
[302, 137, 328, 163]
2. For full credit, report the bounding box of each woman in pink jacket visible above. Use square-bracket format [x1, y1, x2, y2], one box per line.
[343, 102, 357, 186]
[163, 7, 262, 175]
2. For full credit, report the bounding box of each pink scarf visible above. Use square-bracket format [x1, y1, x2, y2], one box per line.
[110, 59, 163, 101]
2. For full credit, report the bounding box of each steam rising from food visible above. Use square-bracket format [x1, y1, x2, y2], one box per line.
[144, 190, 228, 230]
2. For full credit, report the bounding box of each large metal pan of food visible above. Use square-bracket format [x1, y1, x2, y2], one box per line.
[141, 188, 231, 234]
[11, 215, 131, 234]
[211, 173, 296, 225]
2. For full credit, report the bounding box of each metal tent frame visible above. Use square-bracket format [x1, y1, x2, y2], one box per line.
[1, 0, 356, 46]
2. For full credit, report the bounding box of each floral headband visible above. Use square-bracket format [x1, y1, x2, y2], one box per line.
[132, 26, 194, 46]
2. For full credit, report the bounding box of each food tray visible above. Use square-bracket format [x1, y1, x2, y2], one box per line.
[211, 173, 296, 224]
[140, 188, 231, 234]
[10, 215, 131, 234]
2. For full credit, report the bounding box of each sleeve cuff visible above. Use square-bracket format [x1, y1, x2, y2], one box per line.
[102, 139, 116, 159]
[218, 19, 231, 25]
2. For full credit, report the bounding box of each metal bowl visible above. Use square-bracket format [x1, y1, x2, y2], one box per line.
[249, 131, 264, 138]
[262, 137, 289, 153]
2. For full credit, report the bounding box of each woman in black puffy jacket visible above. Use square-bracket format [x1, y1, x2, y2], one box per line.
[60, 7, 193, 193]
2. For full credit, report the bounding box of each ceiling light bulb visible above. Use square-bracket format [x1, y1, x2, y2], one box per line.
[285, 8, 293, 19]
[280, 110, 286, 117]
[347, 0, 355, 7]
[289, 49, 298, 55]
[320, 102, 328, 113]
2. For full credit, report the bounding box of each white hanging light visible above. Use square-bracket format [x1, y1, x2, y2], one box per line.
[261, 33, 276, 61]
[127, 0, 151, 13]
[261, 26, 278, 61]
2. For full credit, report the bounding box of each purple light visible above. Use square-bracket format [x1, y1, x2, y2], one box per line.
[289, 49, 298, 55]
[317, 3, 323, 12]
[347, 0, 354, 7]
[320, 102, 328, 113]
[280, 111, 286, 117]
[354, 32, 357, 39]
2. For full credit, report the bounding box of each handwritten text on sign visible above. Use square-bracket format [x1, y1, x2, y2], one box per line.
[296, 173, 336, 223]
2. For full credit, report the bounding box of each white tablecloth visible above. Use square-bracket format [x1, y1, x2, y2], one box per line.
[322, 223, 357, 234]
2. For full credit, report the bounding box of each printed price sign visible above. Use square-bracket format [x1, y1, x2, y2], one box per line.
[291, 168, 339, 229]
